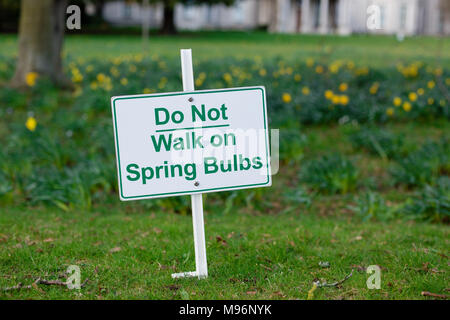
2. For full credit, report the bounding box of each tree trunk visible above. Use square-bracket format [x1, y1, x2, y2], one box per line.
[11, 0, 71, 88]
[160, 2, 177, 35]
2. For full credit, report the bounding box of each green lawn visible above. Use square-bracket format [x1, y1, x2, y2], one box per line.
[0, 202, 448, 300]
[1, 31, 449, 67]
[0, 32, 448, 300]
[0, 122, 448, 300]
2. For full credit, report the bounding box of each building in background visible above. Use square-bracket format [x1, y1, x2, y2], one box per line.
[102, 0, 450, 35]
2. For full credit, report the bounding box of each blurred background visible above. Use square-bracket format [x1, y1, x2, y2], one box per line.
[0, 0, 449, 300]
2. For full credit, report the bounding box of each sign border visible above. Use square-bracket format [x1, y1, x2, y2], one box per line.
[111, 86, 271, 201]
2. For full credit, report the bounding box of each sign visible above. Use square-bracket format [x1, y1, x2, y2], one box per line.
[111, 86, 271, 201]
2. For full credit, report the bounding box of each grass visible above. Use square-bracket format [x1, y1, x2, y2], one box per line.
[0, 31, 448, 299]
[0, 121, 448, 300]
[1, 31, 449, 67]
[0, 205, 447, 300]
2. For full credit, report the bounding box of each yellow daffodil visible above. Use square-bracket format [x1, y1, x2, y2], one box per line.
[331, 95, 340, 105]
[417, 88, 425, 95]
[427, 98, 434, 105]
[90, 81, 98, 90]
[386, 107, 394, 116]
[294, 74, 301, 82]
[324, 90, 334, 99]
[25, 116, 37, 131]
[120, 78, 128, 86]
[315, 65, 324, 74]
[195, 78, 203, 87]
[339, 83, 348, 92]
[25, 72, 38, 87]
[259, 69, 267, 77]
[223, 73, 232, 82]
[96, 73, 106, 82]
[369, 82, 379, 95]
[339, 95, 349, 105]
[427, 81, 435, 89]
[408, 92, 418, 102]
[393, 97, 402, 107]
[403, 101, 412, 112]
[282, 93, 292, 103]
[302, 87, 310, 95]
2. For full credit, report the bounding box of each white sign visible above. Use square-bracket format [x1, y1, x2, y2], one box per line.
[111, 86, 271, 201]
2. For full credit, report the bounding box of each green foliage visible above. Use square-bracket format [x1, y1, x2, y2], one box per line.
[283, 187, 312, 207]
[348, 127, 406, 159]
[390, 138, 449, 188]
[402, 177, 450, 223]
[0, 35, 448, 218]
[301, 154, 359, 194]
[348, 192, 397, 222]
[279, 128, 307, 163]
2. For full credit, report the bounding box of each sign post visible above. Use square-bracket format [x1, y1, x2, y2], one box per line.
[171, 49, 208, 279]
[110, 49, 271, 281]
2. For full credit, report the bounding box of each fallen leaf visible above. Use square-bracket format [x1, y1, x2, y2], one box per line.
[216, 235, 228, 246]
[165, 284, 180, 291]
[43, 238, 54, 243]
[109, 247, 122, 253]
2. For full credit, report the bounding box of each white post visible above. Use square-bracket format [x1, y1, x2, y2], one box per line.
[171, 49, 208, 280]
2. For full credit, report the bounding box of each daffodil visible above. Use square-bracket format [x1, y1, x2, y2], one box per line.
[339, 95, 349, 105]
[223, 73, 232, 83]
[408, 92, 418, 102]
[339, 83, 348, 92]
[96, 73, 106, 82]
[331, 95, 340, 105]
[282, 93, 292, 103]
[403, 101, 412, 112]
[25, 72, 38, 87]
[393, 97, 402, 107]
[427, 81, 435, 89]
[324, 90, 333, 99]
[386, 107, 394, 116]
[369, 82, 379, 95]
[301, 87, 310, 95]
[294, 74, 301, 82]
[25, 116, 37, 131]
